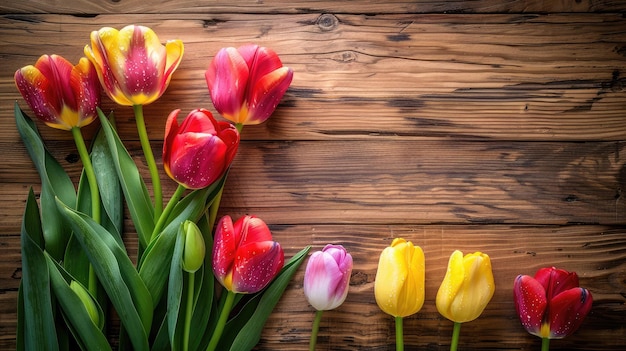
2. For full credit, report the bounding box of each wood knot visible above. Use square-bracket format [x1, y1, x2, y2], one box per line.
[317, 14, 338, 31]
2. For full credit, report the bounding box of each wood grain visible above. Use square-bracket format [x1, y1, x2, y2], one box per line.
[1, 4, 625, 351]
[1, 0, 626, 15]
[1, 14, 626, 142]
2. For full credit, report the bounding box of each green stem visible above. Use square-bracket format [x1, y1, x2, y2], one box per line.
[450, 322, 461, 351]
[150, 184, 186, 243]
[309, 310, 323, 351]
[541, 337, 550, 351]
[183, 271, 195, 351]
[395, 316, 404, 351]
[206, 290, 236, 351]
[133, 104, 162, 218]
[71, 127, 100, 295]
[71, 127, 101, 224]
[207, 186, 224, 231]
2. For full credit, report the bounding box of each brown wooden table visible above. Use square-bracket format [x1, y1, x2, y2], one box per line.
[1, 1, 625, 350]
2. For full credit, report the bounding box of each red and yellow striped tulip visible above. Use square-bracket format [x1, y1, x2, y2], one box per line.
[84, 25, 183, 106]
[14, 54, 100, 130]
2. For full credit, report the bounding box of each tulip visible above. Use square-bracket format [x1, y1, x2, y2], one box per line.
[163, 109, 239, 190]
[436, 250, 495, 351]
[374, 238, 425, 351]
[14, 54, 100, 131]
[84, 25, 183, 106]
[304, 244, 353, 311]
[205, 44, 293, 126]
[85, 24, 184, 217]
[15, 53, 103, 240]
[207, 215, 284, 351]
[514, 267, 593, 351]
[212, 215, 284, 294]
[304, 245, 353, 351]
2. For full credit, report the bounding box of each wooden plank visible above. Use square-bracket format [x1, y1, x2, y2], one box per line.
[2, 0, 626, 15]
[0, 140, 626, 228]
[0, 225, 624, 350]
[1, 139, 625, 228]
[1, 13, 626, 142]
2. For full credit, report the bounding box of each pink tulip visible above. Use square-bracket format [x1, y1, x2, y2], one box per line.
[205, 44, 293, 125]
[212, 215, 284, 294]
[304, 245, 353, 311]
[163, 109, 239, 189]
[514, 267, 592, 340]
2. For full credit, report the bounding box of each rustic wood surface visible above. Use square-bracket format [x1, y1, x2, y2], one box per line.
[1, 1, 625, 350]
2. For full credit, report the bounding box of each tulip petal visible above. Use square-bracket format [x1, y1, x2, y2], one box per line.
[205, 47, 249, 122]
[514, 274, 548, 337]
[534, 267, 580, 300]
[232, 240, 284, 293]
[212, 215, 236, 289]
[436, 250, 465, 321]
[547, 287, 593, 339]
[247, 66, 293, 124]
[235, 215, 274, 246]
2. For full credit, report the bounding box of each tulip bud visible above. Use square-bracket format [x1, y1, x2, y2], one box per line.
[181, 220, 205, 273]
[303, 244, 353, 311]
[436, 250, 495, 323]
[69, 280, 100, 326]
[374, 238, 425, 318]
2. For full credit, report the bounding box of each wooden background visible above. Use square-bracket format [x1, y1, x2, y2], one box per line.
[1, 1, 626, 350]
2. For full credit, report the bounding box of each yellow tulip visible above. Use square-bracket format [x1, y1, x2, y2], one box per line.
[374, 238, 425, 318]
[436, 250, 495, 323]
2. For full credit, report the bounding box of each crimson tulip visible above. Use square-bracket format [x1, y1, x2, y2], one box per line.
[212, 215, 284, 294]
[14, 54, 100, 131]
[205, 44, 293, 126]
[163, 109, 239, 189]
[84, 25, 183, 106]
[514, 267, 593, 349]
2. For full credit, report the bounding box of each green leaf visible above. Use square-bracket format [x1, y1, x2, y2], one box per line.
[18, 189, 59, 350]
[45, 254, 111, 350]
[56, 198, 152, 350]
[188, 214, 215, 351]
[167, 225, 186, 351]
[227, 246, 311, 351]
[97, 108, 154, 249]
[14, 102, 76, 261]
[91, 115, 124, 236]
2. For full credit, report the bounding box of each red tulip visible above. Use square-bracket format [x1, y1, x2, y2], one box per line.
[14, 54, 100, 131]
[514, 267, 592, 340]
[163, 109, 239, 189]
[205, 44, 293, 125]
[212, 215, 284, 294]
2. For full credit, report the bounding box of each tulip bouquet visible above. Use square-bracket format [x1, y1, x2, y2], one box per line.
[14, 24, 309, 350]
